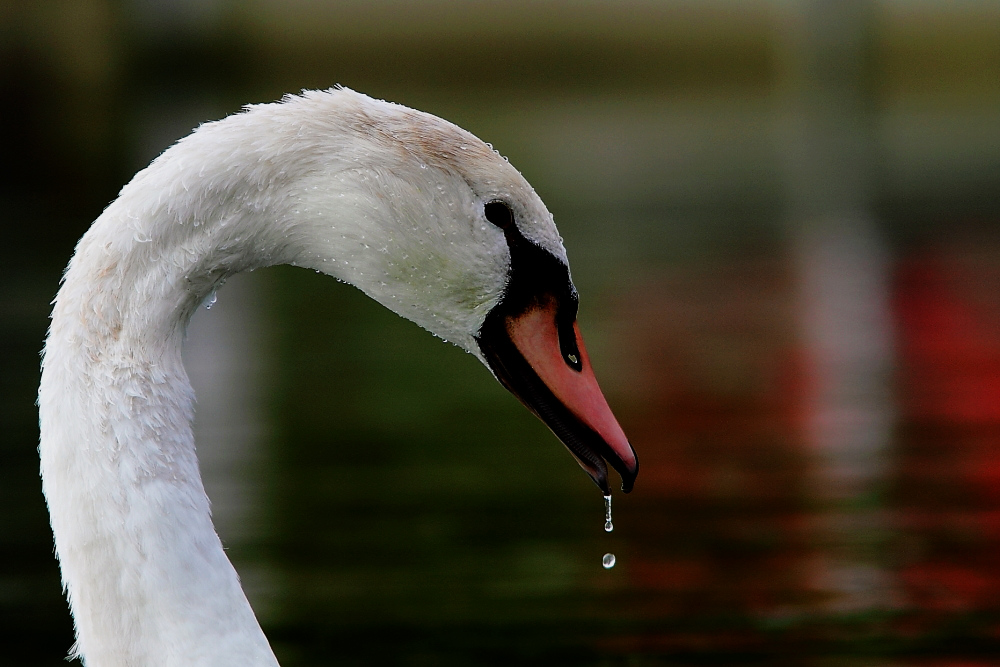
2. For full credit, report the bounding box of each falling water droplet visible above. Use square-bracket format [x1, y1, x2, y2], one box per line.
[602, 553, 616, 569]
[205, 292, 217, 309]
[603, 494, 613, 532]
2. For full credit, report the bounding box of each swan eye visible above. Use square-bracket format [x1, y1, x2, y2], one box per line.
[484, 201, 514, 229]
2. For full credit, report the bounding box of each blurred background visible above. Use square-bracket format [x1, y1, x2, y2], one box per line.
[2, 0, 999, 664]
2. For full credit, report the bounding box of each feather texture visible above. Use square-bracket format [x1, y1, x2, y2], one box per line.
[39, 88, 566, 666]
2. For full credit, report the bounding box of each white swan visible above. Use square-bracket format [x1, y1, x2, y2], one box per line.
[38, 88, 638, 667]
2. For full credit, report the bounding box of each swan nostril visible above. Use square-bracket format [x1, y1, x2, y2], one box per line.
[484, 201, 514, 229]
[558, 317, 583, 372]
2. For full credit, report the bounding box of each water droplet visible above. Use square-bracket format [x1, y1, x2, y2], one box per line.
[603, 494, 613, 532]
[602, 553, 616, 569]
[419, 163, 427, 169]
[205, 292, 217, 309]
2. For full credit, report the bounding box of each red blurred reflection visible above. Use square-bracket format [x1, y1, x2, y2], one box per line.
[616, 259, 816, 617]
[894, 242, 1000, 615]
[607, 237, 1000, 651]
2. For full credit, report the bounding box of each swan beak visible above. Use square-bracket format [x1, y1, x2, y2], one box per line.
[478, 301, 639, 494]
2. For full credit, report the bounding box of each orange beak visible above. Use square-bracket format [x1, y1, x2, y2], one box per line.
[478, 297, 638, 494]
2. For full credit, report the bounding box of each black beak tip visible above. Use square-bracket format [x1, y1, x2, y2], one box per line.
[614, 451, 639, 494]
[589, 457, 638, 495]
[590, 467, 611, 495]
[620, 464, 637, 494]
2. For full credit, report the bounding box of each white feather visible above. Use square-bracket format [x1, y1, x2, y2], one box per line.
[39, 88, 567, 666]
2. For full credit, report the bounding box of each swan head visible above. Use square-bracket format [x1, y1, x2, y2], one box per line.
[264, 89, 637, 493]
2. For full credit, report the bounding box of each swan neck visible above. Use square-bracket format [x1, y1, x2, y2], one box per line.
[36, 86, 527, 665]
[38, 157, 283, 665]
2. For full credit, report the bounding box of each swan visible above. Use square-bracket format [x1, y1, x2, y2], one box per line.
[38, 88, 638, 667]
